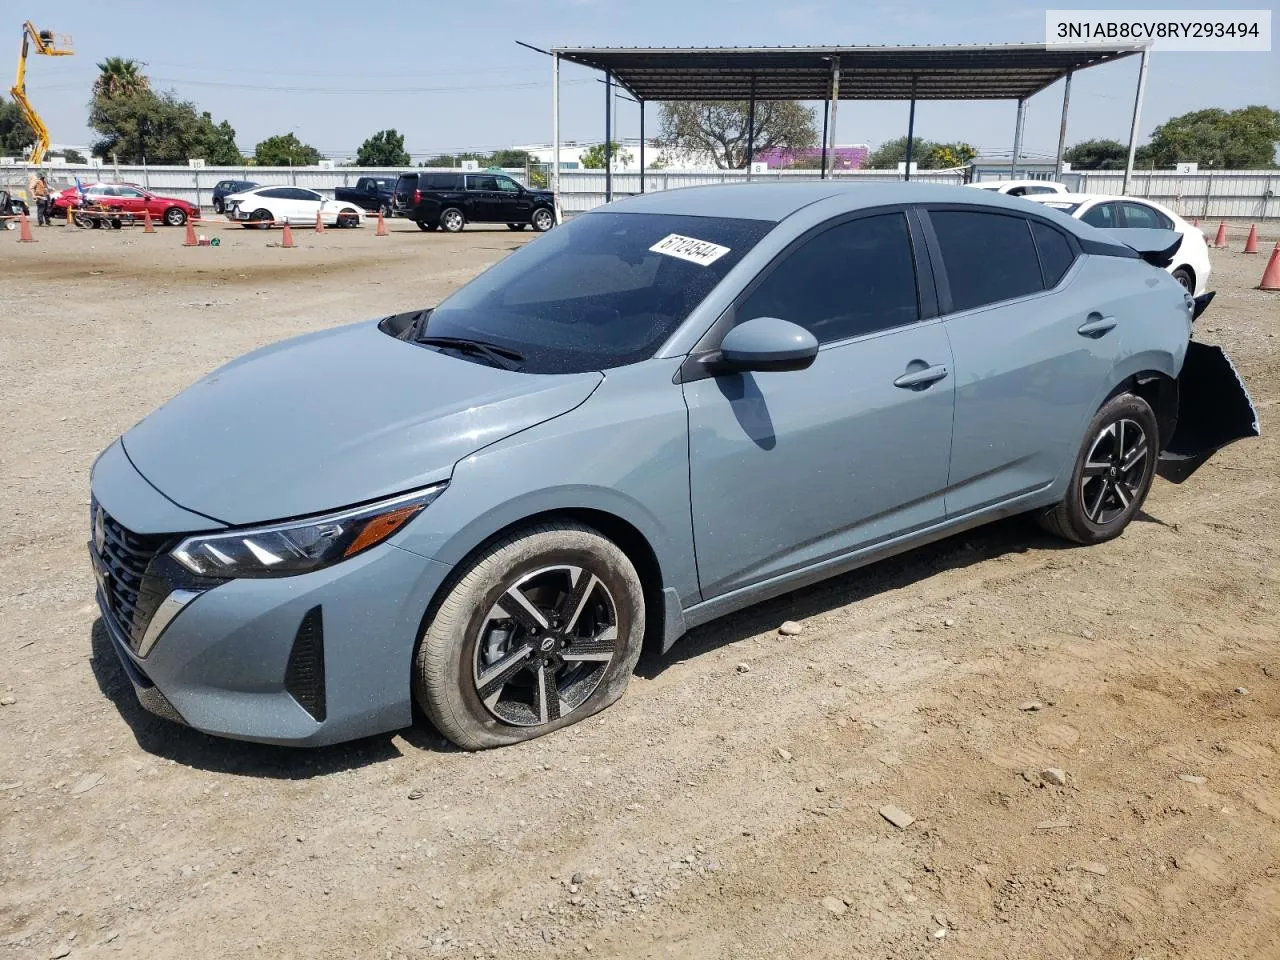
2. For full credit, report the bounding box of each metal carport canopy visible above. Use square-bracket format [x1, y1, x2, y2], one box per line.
[550, 43, 1143, 102]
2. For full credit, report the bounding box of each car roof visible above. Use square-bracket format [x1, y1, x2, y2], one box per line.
[970, 179, 1063, 189]
[599, 180, 1066, 223]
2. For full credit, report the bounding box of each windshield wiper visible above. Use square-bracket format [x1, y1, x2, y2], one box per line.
[417, 335, 524, 371]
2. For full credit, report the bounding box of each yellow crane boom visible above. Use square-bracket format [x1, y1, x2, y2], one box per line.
[10, 21, 73, 167]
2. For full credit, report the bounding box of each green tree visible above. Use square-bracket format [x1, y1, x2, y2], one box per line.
[580, 141, 634, 169]
[1062, 138, 1130, 170]
[925, 141, 977, 169]
[0, 94, 35, 155]
[865, 136, 931, 169]
[254, 133, 323, 166]
[658, 101, 816, 169]
[94, 57, 150, 100]
[61, 148, 87, 163]
[356, 128, 410, 166]
[1143, 106, 1280, 168]
[90, 88, 243, 163]
[487, 149, 532, 168]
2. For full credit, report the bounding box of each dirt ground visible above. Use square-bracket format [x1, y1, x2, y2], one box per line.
[1, 216, 1278, 960]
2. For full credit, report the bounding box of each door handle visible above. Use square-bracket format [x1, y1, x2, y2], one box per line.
[893, 364, 949, 389]
[1077, 313, 1117, 338]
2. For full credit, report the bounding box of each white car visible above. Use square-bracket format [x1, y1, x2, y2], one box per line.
[1026, 193, 1211, 295]
[223, 186, 363, 228]
[970, 180, 1069, 197]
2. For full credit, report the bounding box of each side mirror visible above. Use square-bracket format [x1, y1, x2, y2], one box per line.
[718, 317, 818, 373]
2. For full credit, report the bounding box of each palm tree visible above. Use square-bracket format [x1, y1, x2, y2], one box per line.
[93, 58, 149, 99]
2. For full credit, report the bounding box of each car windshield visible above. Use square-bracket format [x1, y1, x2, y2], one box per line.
[421, 212, 774, 374]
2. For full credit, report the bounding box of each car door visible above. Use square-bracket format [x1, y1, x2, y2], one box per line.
[114, 186, 149, 216]
[494, 175, 530, 223]
[1118, 201, 1172, 230]
[293, 187, 326, 222]
[682, 210, 955, 599]
[464, 174, 499, 221]
[925, 207, 1120, 516]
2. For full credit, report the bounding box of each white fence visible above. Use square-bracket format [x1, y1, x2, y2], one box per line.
[4, 162, 1276, 220]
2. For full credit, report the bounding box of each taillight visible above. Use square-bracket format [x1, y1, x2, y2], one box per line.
[413, 190, 421, 205]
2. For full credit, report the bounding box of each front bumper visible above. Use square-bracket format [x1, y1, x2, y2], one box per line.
[89, 447, 453, 746]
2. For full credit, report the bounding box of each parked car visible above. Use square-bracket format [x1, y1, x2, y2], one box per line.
[391, 171, 556, 232]
[1026, 193, 1210, 295]
[0, 187, 29, 227]
[88, 182, 1257, 749]
[212, 179, 258, 214]
[222, 185, 362, 228]
[334, 176, 396, 214]
[970, 180, 1069, 197]
[49, 183, 198, 225]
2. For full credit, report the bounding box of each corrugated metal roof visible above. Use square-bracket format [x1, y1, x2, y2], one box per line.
[551, 43, 1145, 101]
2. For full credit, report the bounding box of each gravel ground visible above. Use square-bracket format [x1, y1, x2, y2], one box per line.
[1, 216, 1278, 960]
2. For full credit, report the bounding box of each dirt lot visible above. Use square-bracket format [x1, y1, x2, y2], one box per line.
[2, 217, 1278, 960]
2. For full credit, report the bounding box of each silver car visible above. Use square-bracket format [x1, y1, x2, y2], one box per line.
[88, 183, 1257, 749]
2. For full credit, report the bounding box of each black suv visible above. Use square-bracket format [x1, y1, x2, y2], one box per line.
[391, 172, 556, 233]
[212, 179, 258, 214]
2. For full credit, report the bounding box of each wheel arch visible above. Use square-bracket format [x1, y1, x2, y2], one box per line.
[1103, 368, 1179, 450]
[408, 507, 676, 682]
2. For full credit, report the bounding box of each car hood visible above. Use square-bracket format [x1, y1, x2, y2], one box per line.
[122, 320, 602, 526]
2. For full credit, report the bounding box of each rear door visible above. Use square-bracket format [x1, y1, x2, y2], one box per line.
[925, 206, 1121, 516]
[684, 210, 955, 598]
[1079, 201, 1122, 229]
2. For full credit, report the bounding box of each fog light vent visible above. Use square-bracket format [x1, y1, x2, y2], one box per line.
[285, 606, 326, 722]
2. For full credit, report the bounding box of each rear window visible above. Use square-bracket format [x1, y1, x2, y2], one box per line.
[422, 212, 773, 374]
[931, 210, 1044, 312]
[1030, 221, 1076, 288]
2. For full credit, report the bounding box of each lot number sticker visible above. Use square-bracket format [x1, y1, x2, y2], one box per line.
[649, 233, 731, 266]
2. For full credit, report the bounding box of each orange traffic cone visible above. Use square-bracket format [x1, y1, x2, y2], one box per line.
[142, 209, 156, 233]
[375, 208, 388, 237]
[281, 220, 295, 249]
[1259, 242, 1280, 291]
[314, 211, 324, 234]
[17, 211, 36, 242]
[1213, 222, 1227, 248]
[183, 218, 198, 247]
[1243, 224, 1259, 254]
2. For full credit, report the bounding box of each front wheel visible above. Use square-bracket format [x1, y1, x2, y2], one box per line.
[439, 207, 465, 233]
[163, 207, 187, 227]
[213, 199, 225, 214]
[1037, 393, 1158, 544]
[413, 522, 645, 750]
[337, 208, 360, 228]
[531, 207, 555, 232]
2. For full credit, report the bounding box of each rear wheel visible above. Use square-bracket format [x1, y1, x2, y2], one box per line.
[507, 222, 527, 231]
[1171, 266, 1194, 293]
[531, 207, 555, 232]
[416, 220, 435, 232]
[413, 522, 644, 750]
[251, 208, 273, 229]
[1037, 393, 1158, 545]
[440, 207, 465, 233]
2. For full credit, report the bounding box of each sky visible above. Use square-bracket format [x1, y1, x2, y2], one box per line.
[19, 0, 1280, 161]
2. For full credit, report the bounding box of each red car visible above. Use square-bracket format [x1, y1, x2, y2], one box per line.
[50, 182, 199, 226]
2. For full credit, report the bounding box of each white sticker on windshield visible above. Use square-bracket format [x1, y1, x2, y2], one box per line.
[649, 233, 731, 266]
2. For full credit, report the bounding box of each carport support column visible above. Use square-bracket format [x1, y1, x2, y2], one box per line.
[604, 71, 613, 203]
[820, 99, 830, 179]
[638, 98, 645, 193]
[903, 77, 917, 182]
[827, 57, 841, 174]
[1010, 98, 1026, 179]
[1054, 70, 1073, 179]
[552, 53, 561, 202]
[1122, 47, 1151, 197]
[745, 76, 757, 181]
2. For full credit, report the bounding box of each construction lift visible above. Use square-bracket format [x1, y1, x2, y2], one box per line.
[10, 21, 73, 167]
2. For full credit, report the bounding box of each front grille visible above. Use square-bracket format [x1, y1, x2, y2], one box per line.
[91, 497, 169, 650]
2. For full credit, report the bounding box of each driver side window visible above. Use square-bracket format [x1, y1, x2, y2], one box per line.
[735, 213, 920, 345]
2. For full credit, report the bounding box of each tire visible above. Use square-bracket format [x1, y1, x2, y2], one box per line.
[109, 217, 123, 230]
[251, 208, 273, 229]
[439, 207, 465, 233]
[73, 212, 93, 229]
[163, 207, 187, 227]
[1171, 266, 1194, 293]
[413, 522, 645, 750]
[507, 222, 527, 231]
[335, 208, 359, 228]
[213, 199, 225, 214]
[531, 207, 555, 232]
[416, 220, 432, 232]
[1036, 393, 1159, 545]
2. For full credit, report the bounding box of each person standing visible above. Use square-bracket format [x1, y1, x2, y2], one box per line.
[32, 174, 50, 226]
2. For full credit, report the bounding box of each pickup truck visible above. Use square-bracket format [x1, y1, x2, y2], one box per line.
[333, 177, 396, 213]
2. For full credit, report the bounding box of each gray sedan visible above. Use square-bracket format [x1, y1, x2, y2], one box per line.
[88, 182, 1257, 749]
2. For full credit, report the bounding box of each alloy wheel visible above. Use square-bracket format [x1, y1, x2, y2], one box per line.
[443, 210, 464, 232]
[1079, 418, 1148, 524]
[472, 565, 618, 727]
[532, 209, 553, 231]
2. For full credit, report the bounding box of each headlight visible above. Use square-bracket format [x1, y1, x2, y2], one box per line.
[171, 484, 446, 579]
